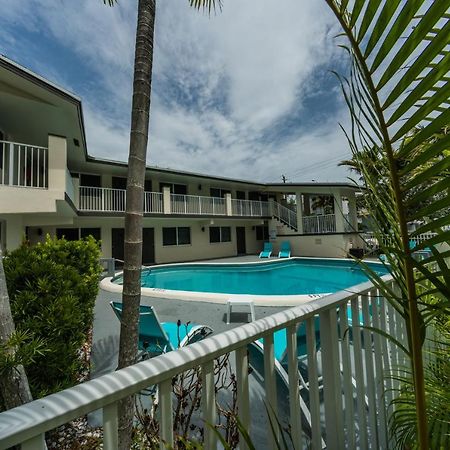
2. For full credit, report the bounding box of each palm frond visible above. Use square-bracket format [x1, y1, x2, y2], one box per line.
[189, 0, 222, 13]
[326, 1, 450, 447]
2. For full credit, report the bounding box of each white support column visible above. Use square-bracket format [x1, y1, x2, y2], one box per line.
[162, 186, 171, 214]
[72, 176, 80, 209]
[235, 347, 250, 450]
[295, 191, 303, 234]
[320, 308, 344, 450]
[8, 142, 14, 185]
[347, 192, 358, 231]
[225, 193, 232, 216]
[264, 333, 278, 447]
[287, 324, 302, 450]
[22, 434, 46, 450]
[202, 360, 216, 449]
[103, 402, 118, 450]
[47, 134, 67, 197]
[159, 379, 174, 449]
[333, 190, 345, 233]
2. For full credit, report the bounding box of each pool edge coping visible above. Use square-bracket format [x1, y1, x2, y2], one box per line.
[100, 257, 387, 306]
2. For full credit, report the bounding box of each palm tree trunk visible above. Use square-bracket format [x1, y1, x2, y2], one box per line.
[117, 1, 156, 448]
[0, 254, 33, 410]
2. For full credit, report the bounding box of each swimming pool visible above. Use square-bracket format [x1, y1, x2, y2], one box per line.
[104, 258, 389, 306]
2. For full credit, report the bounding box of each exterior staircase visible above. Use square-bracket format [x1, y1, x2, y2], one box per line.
[270, 201, 298, 232]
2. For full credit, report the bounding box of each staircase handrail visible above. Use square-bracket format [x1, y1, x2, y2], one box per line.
[270, 200, 298, 231]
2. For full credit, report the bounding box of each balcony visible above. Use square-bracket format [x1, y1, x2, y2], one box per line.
[78, 187, 164, 214]
[231, 199, 271, 217]
[0, 275, 405, 449]
[78, 187, 273, 218]
[170, 193, 226, 215]
[0, 140, 48, 188]
[302, 214, 336, 234]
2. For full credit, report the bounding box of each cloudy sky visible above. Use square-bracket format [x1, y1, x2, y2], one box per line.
[0, 0, 354, 183]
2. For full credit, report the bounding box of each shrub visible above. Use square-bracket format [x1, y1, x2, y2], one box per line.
[3, 235, 102, 397]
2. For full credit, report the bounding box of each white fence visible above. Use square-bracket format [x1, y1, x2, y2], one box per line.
[0, 140, 48, 188]
[144, 191, 164, 213]
[0, 276, 407, 450]
[79, 187, 163, 214]
[170, 194, 226, 215]
[303, 214, 336, 234]
[232, 199, 270, 217]
[361, 231, 439, 249]
[78, 189, 275, 217]
[270, 201, 298, 231]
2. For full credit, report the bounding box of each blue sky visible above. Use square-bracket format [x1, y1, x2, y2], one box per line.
[0, 0, 354, 182]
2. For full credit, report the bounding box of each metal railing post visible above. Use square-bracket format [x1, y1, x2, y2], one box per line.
[320, 308, 344, 450]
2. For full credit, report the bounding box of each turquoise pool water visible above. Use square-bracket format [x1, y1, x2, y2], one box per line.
[113, 259, 388, 296]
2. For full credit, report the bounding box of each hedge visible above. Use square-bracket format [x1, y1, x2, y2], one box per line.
[4, 236, 102, 397]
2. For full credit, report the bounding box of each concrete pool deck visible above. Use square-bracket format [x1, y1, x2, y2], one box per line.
[92, 253, 378, 377]
[91, 255, 289, 379]
[89, 255, 291, 443]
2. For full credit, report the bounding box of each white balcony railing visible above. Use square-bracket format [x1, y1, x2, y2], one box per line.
[144, 191, 164, 214]
[303, 214, 336, 234]
[170, 193, 226, 215]
[78, 188, 275, 218]
[79, 187, 163, 214]
[0, 140, 48, 188]
[361, 231, 439, 249]
[271, 201, 298, 231]
[231, 199, 271, 217]
[0, 276, 406, 450]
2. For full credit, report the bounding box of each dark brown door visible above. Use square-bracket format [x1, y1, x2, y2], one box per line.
[142, 228, 155, 264]
[236, 227, 246, 255]
[111, 228, 124, 265]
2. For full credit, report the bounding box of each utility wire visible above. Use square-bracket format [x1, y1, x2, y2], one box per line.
[285, 153, 351, 179]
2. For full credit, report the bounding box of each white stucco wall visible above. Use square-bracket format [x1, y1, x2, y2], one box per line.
[28, 217, 263, 264]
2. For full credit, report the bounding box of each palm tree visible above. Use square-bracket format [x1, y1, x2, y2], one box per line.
[325, 1, 450, 448]
[103, 1, 219, 448]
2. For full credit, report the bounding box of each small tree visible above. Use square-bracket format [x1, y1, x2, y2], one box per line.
[3, 236, 102, 397]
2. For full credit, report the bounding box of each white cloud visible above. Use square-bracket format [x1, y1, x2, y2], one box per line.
[0, 0, 354, 183]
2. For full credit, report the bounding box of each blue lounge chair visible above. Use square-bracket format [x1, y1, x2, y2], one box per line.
[248, 318, 324, 447]
[278, 241, 291, 258]
[259, 242, 272, 258]
[409, 239, 433, 260]
[110, 302, 213, 359]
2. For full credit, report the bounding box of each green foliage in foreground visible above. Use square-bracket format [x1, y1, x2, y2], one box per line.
[2, 236, 102, 397]
[390, 309, 450, 450]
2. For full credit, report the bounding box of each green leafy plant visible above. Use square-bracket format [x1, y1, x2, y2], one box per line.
[3, 235, 102, 397]
[325, 1, 450, 448]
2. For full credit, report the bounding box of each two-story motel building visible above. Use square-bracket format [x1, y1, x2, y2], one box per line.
[0, 55, 362, 264]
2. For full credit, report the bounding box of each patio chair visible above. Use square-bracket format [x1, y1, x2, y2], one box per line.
[278, 241, 291, 258]
[248, 320, 325, 448]
[249, 311, 367, 446]
[409, 239, 433, 261]
[110, 301, 213, 359]
[259, 241, 273, 258]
